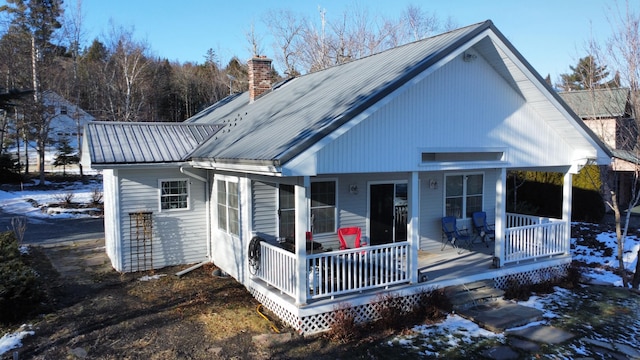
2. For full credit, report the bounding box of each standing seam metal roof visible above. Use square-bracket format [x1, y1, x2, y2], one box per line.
[86, 122, 223, 164]
[187, 21, 490, 165]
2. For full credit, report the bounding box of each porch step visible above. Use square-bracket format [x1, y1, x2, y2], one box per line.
[445, 280, 505, 310]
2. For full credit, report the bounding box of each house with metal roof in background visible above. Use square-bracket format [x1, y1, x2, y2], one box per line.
[560, 88, 637, 207]
[82, 20, 611, 334]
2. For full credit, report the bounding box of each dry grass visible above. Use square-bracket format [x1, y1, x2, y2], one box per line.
[199, 306, 273, 341]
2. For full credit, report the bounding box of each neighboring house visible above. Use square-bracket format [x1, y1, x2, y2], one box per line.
[42, 90, 95, 149]
[82, 20, 610, 334]
[560, 88, 637, 206]
[2, 90, 94, 168]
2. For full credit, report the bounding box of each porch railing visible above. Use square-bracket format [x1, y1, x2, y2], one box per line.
[254, 241, 410, 301]
[504, 214, 567, 265]
[256, 241, 297, 298]
[307, 242, 409, 300]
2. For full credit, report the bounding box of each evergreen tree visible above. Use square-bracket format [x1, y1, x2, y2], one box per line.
[52, 137, 78, 176]
[558, 55, 614, 91]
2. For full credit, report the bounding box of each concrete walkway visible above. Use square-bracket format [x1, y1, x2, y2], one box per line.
[39, 238, 113, 284]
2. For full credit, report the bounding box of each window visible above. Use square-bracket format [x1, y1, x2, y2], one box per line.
[160, 179, 189, 210]
[278, 184, 295, 239]
[60, 106, 68, 115]
[217, 179, 239, 236]
[445, 173, 483, 218]
[311, 181, 336, 234]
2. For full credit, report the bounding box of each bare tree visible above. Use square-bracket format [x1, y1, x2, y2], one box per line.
[61, 0, 85, 173]
[245, 20, 264, 57]
[606, 1, 640, 289]
[586, 0, 640, 289]
[263, 9, 304, 77]
[264, 4, 449, 75]
[103, 24, 152, 122]
[401, 4, 440, 42]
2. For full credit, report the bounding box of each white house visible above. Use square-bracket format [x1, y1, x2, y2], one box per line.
[82, 21, 611, 334]
[41, 91, 94, 144]
[3, 90, 95, 169]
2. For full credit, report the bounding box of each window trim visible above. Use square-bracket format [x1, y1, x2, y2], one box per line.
[443, 172, 484, 219]
[310, 179, 338, 235]
[158, 178, 190, 212]
[216, 175, 240, 237]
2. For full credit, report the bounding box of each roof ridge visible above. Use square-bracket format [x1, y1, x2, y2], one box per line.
[274, 20, 493, 81]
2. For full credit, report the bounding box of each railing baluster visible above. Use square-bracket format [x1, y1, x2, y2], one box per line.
[503, 218, 568, 266]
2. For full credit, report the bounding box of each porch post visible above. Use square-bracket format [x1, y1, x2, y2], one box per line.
[494, 168, 506, 267]
[294, 176, 310, 305]
[562, 171, 572, 254]
[408, 171, 419, 283]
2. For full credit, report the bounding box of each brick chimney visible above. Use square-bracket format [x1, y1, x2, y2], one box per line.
[248, 56, 272, 102]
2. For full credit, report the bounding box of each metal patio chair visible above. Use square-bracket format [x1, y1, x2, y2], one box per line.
[472, 211, 495, 247]
[441, 216, 472, 253]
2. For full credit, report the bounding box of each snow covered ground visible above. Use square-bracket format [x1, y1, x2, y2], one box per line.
[1, 181, 639, 356]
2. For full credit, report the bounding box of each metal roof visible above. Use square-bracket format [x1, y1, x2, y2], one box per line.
[187, 21, 489, 165]
[559, 88, 631, 119]
[84, 19, 611, 169]
[86, 122, 223, 164]
[611, 149, 640, 163]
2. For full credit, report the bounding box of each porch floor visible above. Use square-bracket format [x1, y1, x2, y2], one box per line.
[418, 241, 495, 283]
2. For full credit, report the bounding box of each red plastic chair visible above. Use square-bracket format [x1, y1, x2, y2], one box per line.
[338, 227, 364, 250]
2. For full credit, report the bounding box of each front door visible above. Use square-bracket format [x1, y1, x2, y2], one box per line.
[369, 183, 408, 245]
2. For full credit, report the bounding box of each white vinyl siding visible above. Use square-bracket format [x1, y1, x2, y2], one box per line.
[251, 181, 278, 242]
[113, 168, 208, 272]
[313, 50, 585, 175]
[419, 170, 497, 253]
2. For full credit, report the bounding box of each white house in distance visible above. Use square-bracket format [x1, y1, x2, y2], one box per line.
[82, 20, 610, 334]
[4, 90, 95, 169]
[42, 90, 94, 152]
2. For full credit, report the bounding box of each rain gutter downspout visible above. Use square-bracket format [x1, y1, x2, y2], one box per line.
[180, 166, 211, 266]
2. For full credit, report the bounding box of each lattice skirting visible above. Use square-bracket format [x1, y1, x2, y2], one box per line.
[493, 263, 569, 289]
[250, 263, 569, 335]
[249, 286, 433, 335]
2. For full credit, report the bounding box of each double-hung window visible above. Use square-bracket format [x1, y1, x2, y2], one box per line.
[311, 181, 336, 234]
[217, 178, 239, 236]
[278, 184, 295, 239]
[160, 179, 189, 211]
[278, 180, 337, 238]
[445, 173, 483, 218]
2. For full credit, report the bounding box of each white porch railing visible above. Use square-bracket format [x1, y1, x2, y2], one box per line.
[307, 242, 409, 299]
[254, 241, 410, 301]
[504, 213, 568, 265]
[256, 241, 297, 298]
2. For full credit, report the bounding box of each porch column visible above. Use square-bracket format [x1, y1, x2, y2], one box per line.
[294, 176, 310, 305]
[562, 171, 572, 254]
[494, 168, 506, 267]
[408, 172, 419, 283]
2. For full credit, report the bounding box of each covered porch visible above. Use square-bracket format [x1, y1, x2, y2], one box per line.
[250, 213, 570, 305]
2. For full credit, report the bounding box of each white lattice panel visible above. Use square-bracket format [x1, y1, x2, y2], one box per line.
[251, 264, 568, 335]
[493, 264, 568, 289]
[250, 284, 429, 335]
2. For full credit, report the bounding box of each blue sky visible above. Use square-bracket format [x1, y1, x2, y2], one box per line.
[25, 0, 640, 83]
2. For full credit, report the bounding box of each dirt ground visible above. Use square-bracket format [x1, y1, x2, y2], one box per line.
[4, 239, 390, 360]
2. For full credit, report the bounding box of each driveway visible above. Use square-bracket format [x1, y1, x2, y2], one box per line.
[0, 207, 104, 245]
